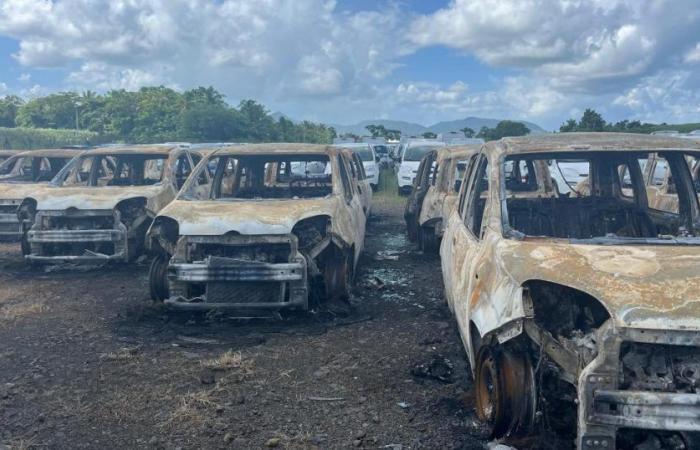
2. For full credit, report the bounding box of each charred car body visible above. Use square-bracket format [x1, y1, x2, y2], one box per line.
[147, 144, 366, 314]
[0, 149, 84, 240]
[441, 133, 700, 449]
[23, 145, 202, 263]
[405, 145, 479, 252]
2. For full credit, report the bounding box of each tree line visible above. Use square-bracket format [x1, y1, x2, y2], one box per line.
[0, 87, 335, 144]
[560, 108, 700, 134]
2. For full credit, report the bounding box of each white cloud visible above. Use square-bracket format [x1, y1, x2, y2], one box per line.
[685, 43, 700, 64]
[18, 73, 30, 82]
[1, 0, 700, 128]
[0, 0, 404, 101]
[613, 71, 700, 123]
[402, 0, 700, 127]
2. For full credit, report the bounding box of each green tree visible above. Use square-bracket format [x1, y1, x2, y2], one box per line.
[0, 95, 23, 127]
[477, 121, 530, 141]
[131, 86, 183, 143]
[76, 91, 107, 133]
[385, 129, 401, 140]
[366, 124, 388, 138]
[578, 108, 606, 131]
[422, 131, 437, 139]
[238, 99, 275, 142]
[460, 126, 475, 138]
[15, 92, 81, 129]
[102, 90, 139, 141]
[183, 86, 226, 108]
[178, 104, 242, 142]
[559, 118, 578, 132]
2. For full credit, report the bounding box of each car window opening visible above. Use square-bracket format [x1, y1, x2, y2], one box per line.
[504, 151, 700, 242]
[184, 154, 334, 200]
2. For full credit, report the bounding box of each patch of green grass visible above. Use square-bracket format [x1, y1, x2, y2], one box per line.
[374, 168, 404, 206]
[0, 127, 105, 150]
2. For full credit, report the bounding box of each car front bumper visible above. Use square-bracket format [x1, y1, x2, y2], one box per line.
[165, 235, 309, 312]
[577, 324, 700, 449]
[0, 199, 23, 240]
[25, 210, 129, 263]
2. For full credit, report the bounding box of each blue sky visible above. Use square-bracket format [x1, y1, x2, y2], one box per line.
[1, 0, 700, 130]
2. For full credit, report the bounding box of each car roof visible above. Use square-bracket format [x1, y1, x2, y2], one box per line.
[489, 132, 700, 157]
[12, 148, 86, 158]
[86, 144, 182, 156]
[436, 144, 482, 162]
[212, 143, 340, 156]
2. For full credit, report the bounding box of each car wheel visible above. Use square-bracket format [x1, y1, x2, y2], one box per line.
[475, 345, 536, 438]
[149, 253, 170, 301]
[406, 220, 418, 242]
[420, 226, 437, 253]
[20, 232, 31, 257]
[324, 250, 351, 302]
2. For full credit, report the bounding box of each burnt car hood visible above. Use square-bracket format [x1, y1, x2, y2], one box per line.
[498, 239, 700, 331]
[158, 197, 339, 236]
[30, 185, 163, 210]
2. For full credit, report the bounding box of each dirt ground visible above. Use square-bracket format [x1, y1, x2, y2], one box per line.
[0, 181, 496, 449]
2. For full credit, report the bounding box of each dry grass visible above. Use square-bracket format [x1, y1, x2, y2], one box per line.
[1, 435, 41, 450]
[100, 346, 141, 361]
[201, 350, 254, 373]
[0, 301, 47, 321]
[161, 390, 219, 428]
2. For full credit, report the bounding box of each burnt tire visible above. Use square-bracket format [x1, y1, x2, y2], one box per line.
[475, 345, 536, 439]
[406, 220, 418, 242]
[149, 253, 170, 301]
[323, 251, 351, 302]
[20, 232, 31, 257]
[419, 226, 438, 254]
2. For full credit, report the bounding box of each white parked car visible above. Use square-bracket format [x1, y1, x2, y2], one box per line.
[336, 143, 379, 190]
[397, 140, 446, 194]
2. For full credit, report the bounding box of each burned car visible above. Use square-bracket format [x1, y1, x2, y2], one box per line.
[22, 145, 202, 263]
[147, 144, 366, 314]
[0, 150, 22, 164]
[0, 149, 84, 239]
[404, 145, 479, 252]
[441, 133, 700, 449]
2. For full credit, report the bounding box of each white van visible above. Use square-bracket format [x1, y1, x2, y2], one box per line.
[397, 140, 446, 194]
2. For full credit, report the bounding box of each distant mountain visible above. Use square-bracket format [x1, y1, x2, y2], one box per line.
[328, 117, 545, 137]
[330, 120, 428, 137]
[429, 117, 546, 135]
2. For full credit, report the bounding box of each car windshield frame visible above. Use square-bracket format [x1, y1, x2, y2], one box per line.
[55, 153, 169, 188]
[180, 152, 338, 201]
[0, 154, 75, 184]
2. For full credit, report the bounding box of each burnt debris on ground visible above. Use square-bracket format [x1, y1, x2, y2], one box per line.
[0, 196, 487, 449]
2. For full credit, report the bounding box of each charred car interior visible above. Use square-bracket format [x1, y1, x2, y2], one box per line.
[147, 145, 366, 315]
[504, 151, 700, 242]
[23, 145, 198, 263]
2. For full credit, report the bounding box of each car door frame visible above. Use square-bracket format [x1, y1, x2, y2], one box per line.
[449, 152, 491, 368]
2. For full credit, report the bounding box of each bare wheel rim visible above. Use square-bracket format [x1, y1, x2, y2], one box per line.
[475, 347, 502, 429]
[475, 346, 536, 438]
